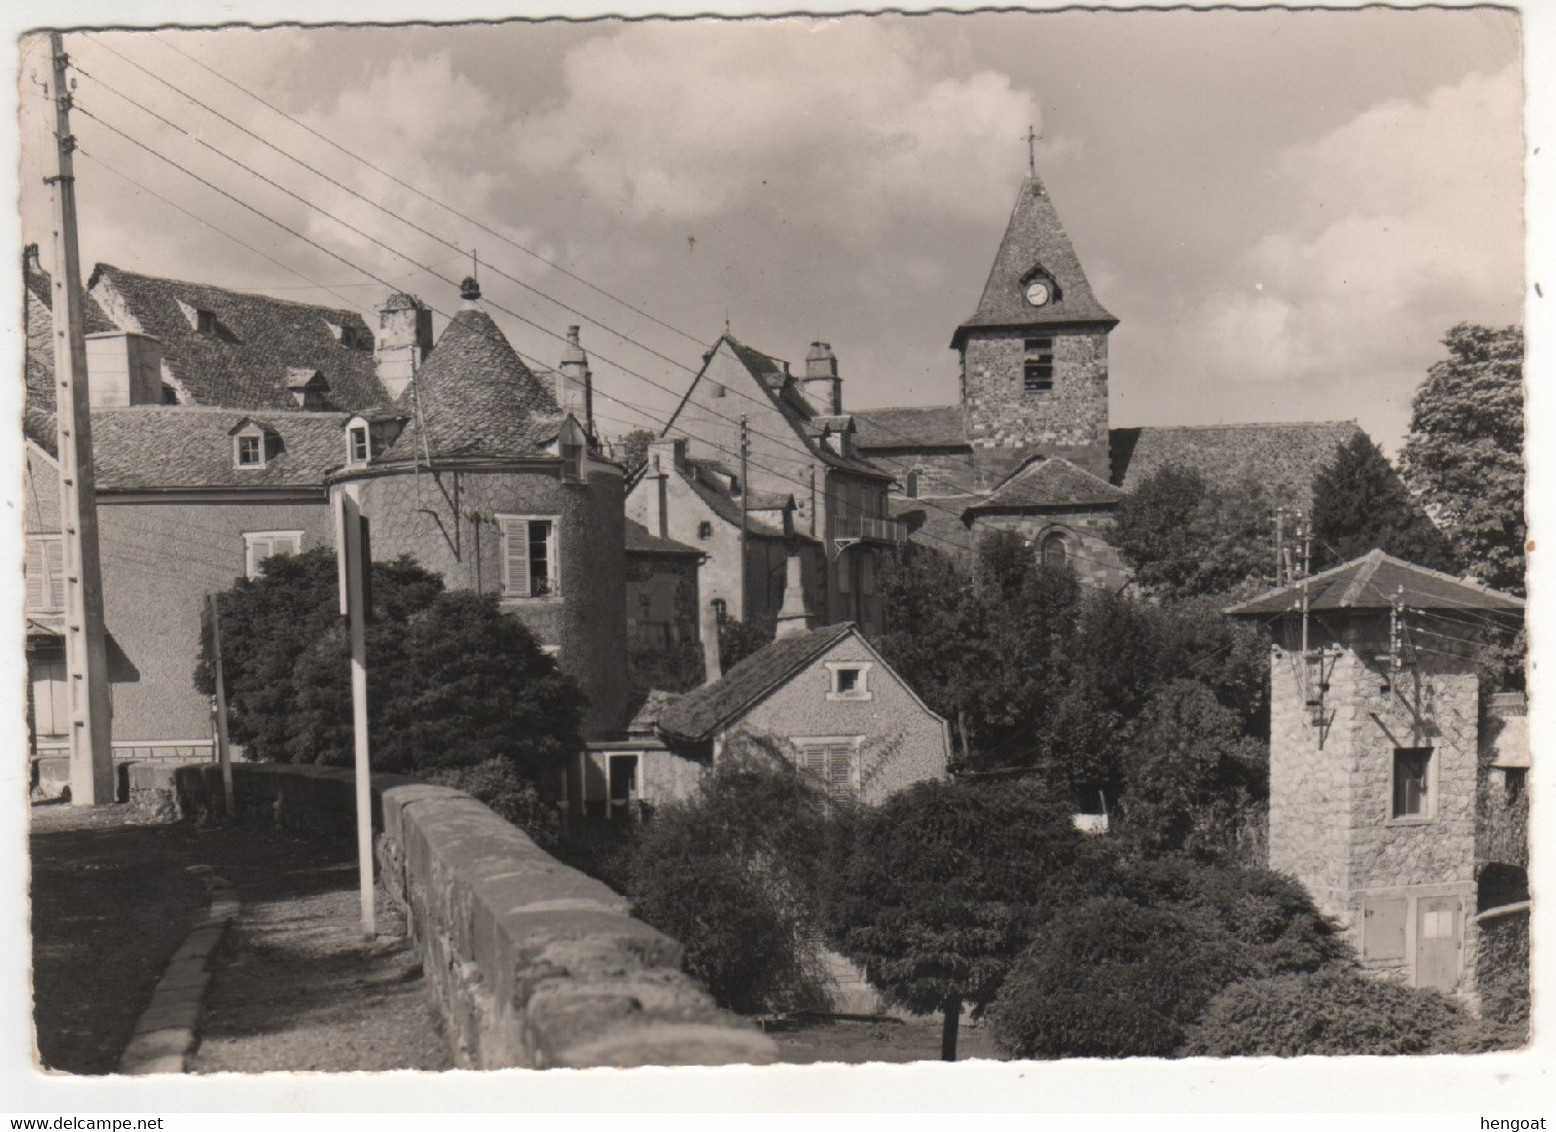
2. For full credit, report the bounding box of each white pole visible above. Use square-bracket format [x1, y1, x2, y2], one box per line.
[45, 31, 114, 805]
[337, 486, 375, 938]
[207, 594, 234, 816]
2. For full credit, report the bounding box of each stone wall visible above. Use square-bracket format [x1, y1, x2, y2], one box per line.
[967, 508, 1130, 589]
[129, 761, 776, 1069]
[961, 327, 1109, 473]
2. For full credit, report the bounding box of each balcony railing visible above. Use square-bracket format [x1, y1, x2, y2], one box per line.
[831, 513, 905, 545]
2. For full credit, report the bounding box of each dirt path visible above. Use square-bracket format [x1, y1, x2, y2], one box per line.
[30, 802, 450, 1075]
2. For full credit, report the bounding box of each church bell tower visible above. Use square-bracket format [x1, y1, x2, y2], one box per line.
[952, 173, 1118, 480]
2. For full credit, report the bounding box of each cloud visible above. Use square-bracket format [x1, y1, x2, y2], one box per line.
[1188, 64, 1523, 387]
[513, 20, 1044, 231]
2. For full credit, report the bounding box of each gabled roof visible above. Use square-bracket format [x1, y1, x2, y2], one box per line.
[700, 335, 893, 482]
[1110, 421, 1363, 507]
[965, 455, 1123, 515]
[952, 175, 1116, 348]
[853, 405, 970, 451]
[378, 307, 561, 464]
[624, 519, 703, 557]
[677, 463, 789, 538]
[87, 406, 349, 490]
[87, 264, 388, 412]
[1225, 549, 1524, 618]
[656, 622, 855, 742]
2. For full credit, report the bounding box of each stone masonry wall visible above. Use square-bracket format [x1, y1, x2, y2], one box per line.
[131, 761, 776, 1069]
[967, 508, 1129, 589]
[962, 327, 1109, 471]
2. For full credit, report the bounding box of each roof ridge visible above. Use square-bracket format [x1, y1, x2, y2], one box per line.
[94, 263, 367, 321]
[1111, 419, 1360, 433]
[92, 404, 351, 419]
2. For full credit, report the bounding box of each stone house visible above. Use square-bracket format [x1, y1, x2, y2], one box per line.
[1227, 549, 1524, 995]
[848, 176, 1365, 585]
[624, 436, 826, 635]
[622, 518, 707, 695]
[21, 253, 640, 783]
[659, 335, 902, 636]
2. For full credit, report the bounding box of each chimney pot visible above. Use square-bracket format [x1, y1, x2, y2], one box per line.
[459, 276, 481, 302]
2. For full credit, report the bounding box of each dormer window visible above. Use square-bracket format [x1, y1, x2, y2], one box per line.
[557, 417, 588, 483]
[197, 309, 218, 336]
[287, 367, 330, 411]
[230, 420, 270, 469]
[348, 425, 370, 465]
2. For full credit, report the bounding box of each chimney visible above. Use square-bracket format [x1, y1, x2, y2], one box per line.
[84, 331, 163, 407]
[774, 551, 814, 639]
[558, 325, 595, 434]
[23, 244, 42, 276]
[700, 599, 723, 685]
[460, 275, 481, 305]
[801, 341, 842, 417]
[374, 292, 433, 402]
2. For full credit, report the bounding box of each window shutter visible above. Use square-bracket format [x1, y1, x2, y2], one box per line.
[827, 745, 853, 797]
[45, 540, 65, 610]
[24, 540, 44, 611]
[504, 523, 530, 596]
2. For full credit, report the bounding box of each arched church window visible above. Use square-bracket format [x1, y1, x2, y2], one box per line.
[1041, 532, 1068, 569]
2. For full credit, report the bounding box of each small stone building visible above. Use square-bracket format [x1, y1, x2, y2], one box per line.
[1228, 550, 1524, 994]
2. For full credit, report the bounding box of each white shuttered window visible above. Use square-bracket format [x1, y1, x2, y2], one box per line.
[792, 740, 857, 799]
[244, 531, 303, 580]
[499, 516, 558, 598]
[24, 537, 65, 612]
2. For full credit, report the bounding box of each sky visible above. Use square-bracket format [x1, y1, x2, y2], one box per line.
[15, 8, 1525, 453]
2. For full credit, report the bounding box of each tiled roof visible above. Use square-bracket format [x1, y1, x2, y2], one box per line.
[87, 406, 349, 490]
[1226, 549, 1524, 618]
[716, 336, 893, 482]
[676, 463, 788, 538]
[967, 455, 1124, 513]
[378, 307, 561, 463]
[746, 491, 795, 512]
[1110, 421, 1364, 507]
[656, 622, 856, 742]
[853, 405, 969, 451]
[624, 519, 703, 557]
[953, 175, 1116, 348]
[24, 260, 119, 423]
[88, 264, 389, 412]
[892, 494, 978, 556]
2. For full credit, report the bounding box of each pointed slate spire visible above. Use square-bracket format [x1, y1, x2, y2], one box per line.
[951, 174, 1116, 349]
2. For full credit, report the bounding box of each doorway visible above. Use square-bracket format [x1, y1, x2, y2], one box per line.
[1415, 895, 1462, 990]
[608, 754, 639, 820]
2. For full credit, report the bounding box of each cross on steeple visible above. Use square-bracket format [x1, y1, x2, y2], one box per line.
[1026, 124, 1039, 177]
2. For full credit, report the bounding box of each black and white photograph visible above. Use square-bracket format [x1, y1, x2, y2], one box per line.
[3, 0, 1548, 1115]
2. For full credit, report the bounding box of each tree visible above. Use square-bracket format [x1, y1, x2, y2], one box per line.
[1310, 432, 1458, 572]
[612, 427, 658, 475]
[1400, 323, 1525, 594]
[823, 778, 1086, 1060]
[717, 612, 775, 672]
[619, 741, 838, 1014]
[1114, 680, 1267, 861]
[1109, 464, 1272, 601]
[197, 548, 586, 786]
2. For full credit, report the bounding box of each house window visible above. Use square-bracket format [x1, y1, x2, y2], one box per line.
[24, 536, 65, 612]
[161, 385, 180, 405]
[236, 434, 263, 467]
[348, 425, 370, 464]
[197, 309, 218, 336]
[1041, 532, 1068, 569]
[698, 521, 714, 540]
[905, 470, 919, 499]
[712, 382, 726, 398]
[791, 740, 858, 799]
[500, 516, 557, 598]
[243, 531, 303, 580]
[1024, 337, 1054, 393]
[1392, 747, 1433, 819]
[1505, 767, 1527, 802]
[711, 597, 727, 622]
[560, 439, 585, 483]
[826, 661, 873, 701]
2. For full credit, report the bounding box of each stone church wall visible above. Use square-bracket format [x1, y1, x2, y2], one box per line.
[962, 327, 1109, 472]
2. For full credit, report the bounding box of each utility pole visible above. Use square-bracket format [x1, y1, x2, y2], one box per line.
[336, 486, 376, 938]
[46, 31, 114, 806]
[1271, 507, 1287, 587]
[206, 594, 235, 816]
[739, 415, 750, 622]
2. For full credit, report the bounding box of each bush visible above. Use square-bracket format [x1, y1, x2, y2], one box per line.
[419, 758, 561, 850]
[992, 897, 1247, 1058]
[1475, 910, 1530, 1044]
[991, 858, 1349, 1059]
[619, 741, 836, 1014]
[1182, 967, 1469, 1057]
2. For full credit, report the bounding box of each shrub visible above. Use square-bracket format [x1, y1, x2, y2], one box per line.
[1182, 967, 1469, 1057]
[420, 758, 561, 850]
[991, 858, 1349, 1059]
[991, 897, 1246, 1058]
[619, 742, 836, 1014]
[1475, 910, 1530, 1045]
